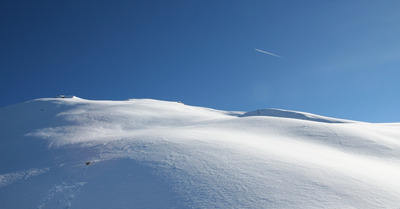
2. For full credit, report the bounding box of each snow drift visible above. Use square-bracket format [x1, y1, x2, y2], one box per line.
[0, 97, 400, 208]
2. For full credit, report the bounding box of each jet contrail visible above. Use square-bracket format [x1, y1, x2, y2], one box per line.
[254, 48, 283, 59]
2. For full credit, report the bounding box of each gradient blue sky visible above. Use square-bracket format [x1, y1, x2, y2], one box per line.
[1, 0, 400, 122]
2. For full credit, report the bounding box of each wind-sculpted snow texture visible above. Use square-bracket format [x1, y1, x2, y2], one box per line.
[1, 97, 400, 208]
[241, 108, 352, 123]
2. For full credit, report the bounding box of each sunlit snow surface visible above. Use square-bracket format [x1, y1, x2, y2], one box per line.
[1, 97, 400, 208]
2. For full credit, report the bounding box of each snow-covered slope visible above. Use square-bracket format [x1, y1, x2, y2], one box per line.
[1, 97, 400, 208]
[241, 108, 353, 123]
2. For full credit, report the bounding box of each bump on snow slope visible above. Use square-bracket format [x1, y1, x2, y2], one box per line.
[1, 97, 400, 208]
[241, 108, 353, 123]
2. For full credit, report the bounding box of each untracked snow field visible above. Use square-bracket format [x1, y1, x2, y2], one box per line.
[1, 97, 400, 208]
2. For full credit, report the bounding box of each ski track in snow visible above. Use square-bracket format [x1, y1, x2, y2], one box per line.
[37, 182, 87, 209]
[0, 168, 50, 188]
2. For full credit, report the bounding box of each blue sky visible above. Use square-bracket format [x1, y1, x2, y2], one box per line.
[1, 0, 400, 122]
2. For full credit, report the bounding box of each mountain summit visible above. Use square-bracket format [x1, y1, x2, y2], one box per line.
[1, 97, 400, 208]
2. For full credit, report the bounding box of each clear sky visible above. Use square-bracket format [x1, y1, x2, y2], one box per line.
[1, 0, 400, 122]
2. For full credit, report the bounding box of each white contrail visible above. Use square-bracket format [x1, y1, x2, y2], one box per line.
[254, 48, 283, 59]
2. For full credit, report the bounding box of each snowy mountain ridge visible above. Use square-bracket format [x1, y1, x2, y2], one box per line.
[240, 108, 354, 123]
[1, 97, 400, 208]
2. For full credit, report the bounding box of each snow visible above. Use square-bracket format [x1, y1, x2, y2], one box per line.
[0, 168, 50, 188]
[1, 97, 400, 208]
[241, 108, 354, 123]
